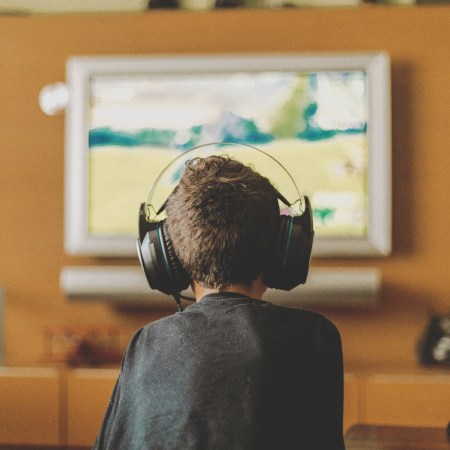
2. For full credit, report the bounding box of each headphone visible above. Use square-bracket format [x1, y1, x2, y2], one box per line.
[136, 146, 314, 309]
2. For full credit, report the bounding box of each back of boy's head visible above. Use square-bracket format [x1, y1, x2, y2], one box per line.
[166, 155, 279, 289]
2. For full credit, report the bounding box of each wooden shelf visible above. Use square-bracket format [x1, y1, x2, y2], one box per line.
[1, 365, 448, 445]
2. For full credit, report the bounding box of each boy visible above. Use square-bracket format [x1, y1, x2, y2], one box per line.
[94, 156, 345, 450]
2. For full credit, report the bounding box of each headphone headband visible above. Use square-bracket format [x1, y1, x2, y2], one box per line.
[144, 142, 305, 222]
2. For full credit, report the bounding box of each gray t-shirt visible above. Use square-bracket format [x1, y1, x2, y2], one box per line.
[93, 293, 345, 450]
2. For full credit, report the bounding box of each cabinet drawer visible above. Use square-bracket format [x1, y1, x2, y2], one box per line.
[344, 374, 359, 432]
[0, 368, 60, 445]
[67, 368, 119, 447]
[364, 375, 450, 427]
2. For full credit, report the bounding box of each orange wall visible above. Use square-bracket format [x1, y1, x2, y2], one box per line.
[0, 6, 449, 367]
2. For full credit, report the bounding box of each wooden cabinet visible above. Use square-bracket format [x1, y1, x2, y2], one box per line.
[0, 367, 60, 445]
[344, 374, 360, 432]
[66, 368, 119, 447]
[363, 374, 450, 428]
[0, 367, 449, 445]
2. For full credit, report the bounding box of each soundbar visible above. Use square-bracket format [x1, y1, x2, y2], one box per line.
[60, 266, 381, 310]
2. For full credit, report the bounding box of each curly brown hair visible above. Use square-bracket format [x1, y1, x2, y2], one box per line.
[165, 155, 279, 289]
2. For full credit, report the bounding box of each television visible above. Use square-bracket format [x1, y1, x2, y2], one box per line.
[65, 52, 391, 258]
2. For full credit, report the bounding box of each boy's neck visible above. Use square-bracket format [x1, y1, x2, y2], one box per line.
[193, 277, 267, 302]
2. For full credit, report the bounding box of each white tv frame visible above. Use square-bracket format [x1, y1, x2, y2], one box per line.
[65, 52, 391, 258]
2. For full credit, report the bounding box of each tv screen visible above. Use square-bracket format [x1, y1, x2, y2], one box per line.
[65, 53, 391, 257]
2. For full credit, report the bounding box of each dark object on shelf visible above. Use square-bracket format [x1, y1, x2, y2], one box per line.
[43, 325, 123, 367]
[148, 0, 177, 8]
[416, 313, 450, 366]
[215, 0, 244, 7]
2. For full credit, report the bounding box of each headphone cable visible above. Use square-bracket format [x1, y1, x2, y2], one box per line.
[174, 293, 184, 312]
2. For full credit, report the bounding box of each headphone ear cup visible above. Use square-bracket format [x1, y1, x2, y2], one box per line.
[264, 202, 314, 291]
[264, 215, 291, 289]
[160, 221, 191, 292]
[137, 220, 190, 296]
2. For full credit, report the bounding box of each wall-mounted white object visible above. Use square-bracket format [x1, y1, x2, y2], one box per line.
[60, 266, 381, 310]
[39, 82, 71, 116]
